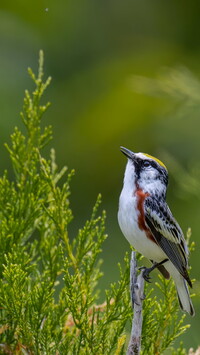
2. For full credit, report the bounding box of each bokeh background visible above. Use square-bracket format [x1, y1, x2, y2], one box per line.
[0, 0, 200, 351]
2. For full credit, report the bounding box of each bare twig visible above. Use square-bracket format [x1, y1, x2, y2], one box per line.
[127, 251, 145, 355]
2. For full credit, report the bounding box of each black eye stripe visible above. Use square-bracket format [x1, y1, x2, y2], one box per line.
[133, 158, 168, 186]
[143, 160, 151, 167]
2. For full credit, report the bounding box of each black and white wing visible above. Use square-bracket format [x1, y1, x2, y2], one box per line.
[144, 196, 192, 287]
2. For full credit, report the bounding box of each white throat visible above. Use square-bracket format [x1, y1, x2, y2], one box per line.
[122, 160, 137, 193]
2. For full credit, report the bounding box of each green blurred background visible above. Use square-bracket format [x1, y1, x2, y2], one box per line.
[0, 0, 200, 351]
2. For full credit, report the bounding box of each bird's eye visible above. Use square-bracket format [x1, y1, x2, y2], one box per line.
[143, 161, 150, 168]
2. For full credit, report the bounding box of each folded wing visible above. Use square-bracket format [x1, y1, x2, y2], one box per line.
[145, 197, 192, 287]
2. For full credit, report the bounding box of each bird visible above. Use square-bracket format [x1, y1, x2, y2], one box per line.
[118, 146, 194, 316]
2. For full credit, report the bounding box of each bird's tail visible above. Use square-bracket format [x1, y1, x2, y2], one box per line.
[165, 262, 195, 316]
[175, 276, 195, 316]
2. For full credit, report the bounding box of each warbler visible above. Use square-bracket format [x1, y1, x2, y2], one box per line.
[118, 146, 194, 316]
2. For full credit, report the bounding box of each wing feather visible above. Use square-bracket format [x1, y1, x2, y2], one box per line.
[145, 198, 184, 245]
[145, 197, 192, 286]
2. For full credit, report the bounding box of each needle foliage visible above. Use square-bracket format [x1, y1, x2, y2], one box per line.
[0, 52, 193, 355]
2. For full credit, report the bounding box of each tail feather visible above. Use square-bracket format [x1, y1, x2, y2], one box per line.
[165, 261, 195, 316]
[176, 278, 195, 316]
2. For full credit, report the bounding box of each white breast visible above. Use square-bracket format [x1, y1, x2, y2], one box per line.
[118, 164, 166, 262]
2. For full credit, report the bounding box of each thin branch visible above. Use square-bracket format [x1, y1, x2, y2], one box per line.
[127, 251, 145, 355]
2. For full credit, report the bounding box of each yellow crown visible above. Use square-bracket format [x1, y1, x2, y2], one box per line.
[143, 153, 167, 170]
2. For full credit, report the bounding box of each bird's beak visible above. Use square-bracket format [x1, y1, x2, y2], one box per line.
[120, 146, 135, 159]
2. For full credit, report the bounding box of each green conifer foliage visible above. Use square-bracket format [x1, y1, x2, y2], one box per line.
[0, 52, 193, 355]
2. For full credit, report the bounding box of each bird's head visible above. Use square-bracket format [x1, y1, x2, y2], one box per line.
[120, 146, 168, 198]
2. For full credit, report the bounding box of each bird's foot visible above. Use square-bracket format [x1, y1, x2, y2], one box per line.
[139, 266, 153, 283]
[139, 259, 168, 283]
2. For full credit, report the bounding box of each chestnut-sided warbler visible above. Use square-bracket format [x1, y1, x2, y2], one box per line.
[118, 147, 194, 316]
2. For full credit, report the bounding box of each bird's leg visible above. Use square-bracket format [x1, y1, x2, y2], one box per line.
[140, 258, 168, 283]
